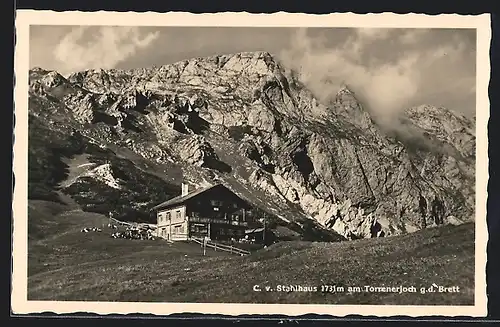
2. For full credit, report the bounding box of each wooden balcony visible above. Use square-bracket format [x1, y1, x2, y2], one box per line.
[188, 216, 248, 227]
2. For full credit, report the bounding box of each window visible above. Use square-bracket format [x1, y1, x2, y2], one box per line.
[176, 210, 181, 220]
[166, 212, 171, 221]
[211, 200, 223, 206]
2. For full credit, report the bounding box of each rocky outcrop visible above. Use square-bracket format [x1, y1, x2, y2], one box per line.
[27, 51, 476, 240]
[80, 164, 123, 189]
[403, 104, 476, 160]
[177, 135, 227, 170]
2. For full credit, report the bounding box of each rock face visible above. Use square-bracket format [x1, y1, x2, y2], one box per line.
[27, 51, 476, 239]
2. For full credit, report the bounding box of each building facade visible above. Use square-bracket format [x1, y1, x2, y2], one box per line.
[153, 183, 252, 241]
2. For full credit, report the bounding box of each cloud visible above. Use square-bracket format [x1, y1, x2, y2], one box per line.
[279, 28, 420, 118]
[365, 54, 420, 118]
[31, 25, 474, 118]
[352, 28, 393, 53]
[341, 28, 395, 62]
[52, 26, 160, 75]
[399, 29, 428, 45]
[278, 27, 475, 118]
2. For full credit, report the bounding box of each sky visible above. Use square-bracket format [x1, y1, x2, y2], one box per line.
[29, 26, 477, 118]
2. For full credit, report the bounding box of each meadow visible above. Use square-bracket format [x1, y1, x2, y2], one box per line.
[27, 200, 475, 305]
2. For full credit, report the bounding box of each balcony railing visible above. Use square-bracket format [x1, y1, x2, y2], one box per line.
[188, 216, 248, 226]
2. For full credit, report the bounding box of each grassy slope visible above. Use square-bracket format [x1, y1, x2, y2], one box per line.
[28, 114, 84, 203]
[28, 111, 180, 223]
[28, 200, 474, 305]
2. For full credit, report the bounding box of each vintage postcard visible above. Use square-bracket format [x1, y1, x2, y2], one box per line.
[12, 10, 490, 317]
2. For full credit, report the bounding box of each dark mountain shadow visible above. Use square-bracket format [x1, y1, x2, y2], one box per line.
[203, 157, 232, 174]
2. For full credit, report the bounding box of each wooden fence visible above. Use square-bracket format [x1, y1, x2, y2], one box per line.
[107, 218, 250, 256]
[109, 217, 133, 227]
[191, 237, 251, 256]
[109, 217, 156, 230]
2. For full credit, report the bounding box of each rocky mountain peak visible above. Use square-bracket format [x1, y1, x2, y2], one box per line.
[29, 69, 67, 88]
[329, 83, 374, 130]
[405, 104, 474, 129]
[27, 50, 476, 241]
[29, 66, 49, 75]
[336, 83, 355, 97]
[400, 104, 475, 159]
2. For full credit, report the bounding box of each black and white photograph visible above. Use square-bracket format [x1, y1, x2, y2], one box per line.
[12, 11, 490, 317]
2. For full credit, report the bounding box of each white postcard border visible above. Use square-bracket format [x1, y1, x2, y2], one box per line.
[12, 10, 491, 317]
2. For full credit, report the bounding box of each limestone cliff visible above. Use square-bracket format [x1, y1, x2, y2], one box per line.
[27, 51, 475, 239]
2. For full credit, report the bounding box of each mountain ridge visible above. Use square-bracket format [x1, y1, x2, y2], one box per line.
[27, 50, 476, 240]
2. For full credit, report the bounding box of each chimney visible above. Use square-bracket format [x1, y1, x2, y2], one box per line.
[181, 183, 189, 196]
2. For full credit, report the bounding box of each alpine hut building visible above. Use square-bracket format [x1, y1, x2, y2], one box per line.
[153, 183, 253, 242]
